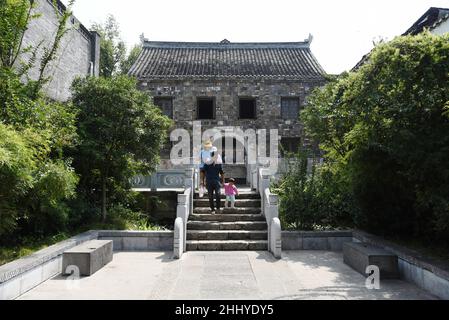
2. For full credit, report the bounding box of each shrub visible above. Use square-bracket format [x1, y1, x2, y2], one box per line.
[70, 75, 173, 222]
[301, 32, 449, 242]
[275, 151, 357, 230]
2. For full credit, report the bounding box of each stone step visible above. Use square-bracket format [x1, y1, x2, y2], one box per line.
[187, 221, 268, 231]
[193, 199, 261, 208]
[189, 213, 265, 222]
[187, 230, 267, 241]
[193, 207, 261, 215]
[186, 240, 268, 251]
[194, 192, 260, 200]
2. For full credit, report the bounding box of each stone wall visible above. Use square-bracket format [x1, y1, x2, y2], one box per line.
[18, 0, 100, 101]
[139, 78, 324, 158]
[282, 231, 353, 251]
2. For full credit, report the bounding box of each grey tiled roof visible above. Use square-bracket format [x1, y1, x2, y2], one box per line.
[129, 40, 326, 80]
[403, 7, 449, 35]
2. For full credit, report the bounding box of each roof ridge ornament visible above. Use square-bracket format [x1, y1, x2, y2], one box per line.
[305, 33, 313, 45]
[220, 39, 231, 44]
[140, 33, 148, 44]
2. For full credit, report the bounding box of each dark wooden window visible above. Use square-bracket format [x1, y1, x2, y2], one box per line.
[281, 97, 300, 119]
[281, 137, 301, 156]
[153, 97, 173, 119]
[197, 98, 215, 120]
[239, 98, 256, 119]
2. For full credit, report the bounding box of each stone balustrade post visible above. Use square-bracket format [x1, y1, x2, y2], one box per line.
[177, 192, 189, 253]
[185, 168, 194, 217]
[174, 217, 183, 259]
[271, 218, 282, 259]
[263, 186, 281, 259]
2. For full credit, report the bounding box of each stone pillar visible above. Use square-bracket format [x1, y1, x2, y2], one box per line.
[90, 31, 101, 77]
[185, 168, 194, 216]
[174, 217, 183, 259]
[177, 193, 189, 253]
[271, 218, 282, 259]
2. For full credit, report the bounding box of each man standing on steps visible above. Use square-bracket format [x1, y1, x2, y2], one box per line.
[204, 151, 225, 214]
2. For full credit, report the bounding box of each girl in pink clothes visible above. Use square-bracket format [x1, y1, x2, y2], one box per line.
[224, 178, 239, 208]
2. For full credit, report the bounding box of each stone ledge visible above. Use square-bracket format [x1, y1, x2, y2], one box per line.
[97, 230, 173, 238]
[343, 242, 399, 279]
[283, 230, 353, 238]
[353, 230, 449, 282]
[282, 230, 353, 251]
[0, 231, 98, 284]
[97, 230, 174, 251]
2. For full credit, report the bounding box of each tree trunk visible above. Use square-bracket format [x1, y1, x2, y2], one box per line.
[101, 176, 107, 222]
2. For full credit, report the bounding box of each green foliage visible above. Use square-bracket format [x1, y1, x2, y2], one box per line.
[91, 15, 127, 77]
[0, 1, 78, 239]
[0, 0, 167, 253]
[0, 124, 37, 234]
[91, 15, 143, 76]
[0, 232, 69, 266]
[274, 150, 356, 230]
[70, 75, 173, 221]
[107, 204, 165, 231]
[120, 44, 142, 75]
[299, 32, 449, 242]
[0, 0, 37, 68]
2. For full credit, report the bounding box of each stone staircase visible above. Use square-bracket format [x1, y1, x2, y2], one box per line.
[186, 190, 268, 251]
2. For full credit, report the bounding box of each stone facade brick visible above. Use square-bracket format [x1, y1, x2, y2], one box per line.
[140, 79, 324, 141]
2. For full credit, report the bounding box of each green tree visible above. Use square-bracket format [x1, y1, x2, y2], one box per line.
[0, 124, 39, 235]
[91, 15, 127, 77]
[301, 32, 449, 242]
[71, 76, 172, 221]
[0, 0, 78, 239]
[120, 44, 142, 75]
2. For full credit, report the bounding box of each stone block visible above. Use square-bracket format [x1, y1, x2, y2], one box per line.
[398, 258, 424, 288]
[343, 242, 399, 279]
[281, 234, 302, 250]
[155, 235, 174, 250]
[327, 237, 352, 251]
[62, 240, 113, 276]
[42, 257, 62, 281]
[123, 237, 148, 251]
[422, 269, 449, 300]
[303, 237, 328, 250]
[0, 277, 20, 300]
[100, 237, 123, 251]
[20, 265, 43, 294]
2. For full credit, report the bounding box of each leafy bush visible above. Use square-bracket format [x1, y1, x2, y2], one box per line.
[275, 151, 356, 230]
[70, 75, 172, 222]
[300, 32, 449, 242]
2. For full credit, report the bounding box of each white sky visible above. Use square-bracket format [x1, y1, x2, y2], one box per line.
[62, 0, 449, 74]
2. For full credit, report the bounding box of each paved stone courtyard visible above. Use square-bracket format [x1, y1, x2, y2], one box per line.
[18, 251, 436, 300]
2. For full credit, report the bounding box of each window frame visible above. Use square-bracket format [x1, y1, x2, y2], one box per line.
[238, 97, 257, 120]
[153, 96, 174, 119]
[281, 97, 301, 120]
[280, 137, 301, 156]
[197, 97, 216, 120]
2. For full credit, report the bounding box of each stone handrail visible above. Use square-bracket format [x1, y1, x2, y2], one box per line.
[173, 168, 194, 259]
[258, 168, 282, 259]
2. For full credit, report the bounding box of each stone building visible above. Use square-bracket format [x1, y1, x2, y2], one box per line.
[129, 38, 326, 182]
[18, 0, 100, 101]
